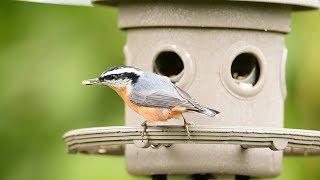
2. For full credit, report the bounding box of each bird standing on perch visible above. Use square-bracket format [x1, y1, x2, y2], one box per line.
[82, 66, 219, 138]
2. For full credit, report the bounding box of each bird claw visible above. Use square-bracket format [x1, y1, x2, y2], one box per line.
[184, 123, 191, 139]
[141, 121, 148, 140]
[182, 115, 191, 140]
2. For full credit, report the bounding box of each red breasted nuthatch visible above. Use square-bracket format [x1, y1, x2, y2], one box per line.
[82, 66, 219, 137]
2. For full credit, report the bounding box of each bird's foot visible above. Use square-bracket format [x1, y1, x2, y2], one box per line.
[182, 115, 191, 139]
[184, 121, 191, 139]
[141, 121, 148, 140]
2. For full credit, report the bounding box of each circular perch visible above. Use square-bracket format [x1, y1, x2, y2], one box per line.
[63, 126, 320, 156]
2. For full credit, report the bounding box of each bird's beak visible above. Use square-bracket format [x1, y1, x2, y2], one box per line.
[82, 78, 101, 86]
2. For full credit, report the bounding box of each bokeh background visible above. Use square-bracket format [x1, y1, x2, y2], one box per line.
[0, 1, 319, 179]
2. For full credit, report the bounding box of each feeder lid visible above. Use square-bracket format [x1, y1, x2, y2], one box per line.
[92, 0, 319, 10]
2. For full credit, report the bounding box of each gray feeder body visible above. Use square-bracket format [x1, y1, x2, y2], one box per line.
[92, 0, 319, 177]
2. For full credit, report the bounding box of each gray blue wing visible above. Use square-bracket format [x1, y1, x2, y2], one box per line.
[130, 89, 198, 110]
[130, 72, 201, 111]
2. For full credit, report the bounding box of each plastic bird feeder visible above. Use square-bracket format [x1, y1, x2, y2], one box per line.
[63, 0, 320, 179]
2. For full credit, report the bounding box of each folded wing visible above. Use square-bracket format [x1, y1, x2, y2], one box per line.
[130, 84, 202, 112]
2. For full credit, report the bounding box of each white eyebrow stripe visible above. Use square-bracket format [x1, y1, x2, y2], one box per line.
[102, 68, 143, 76]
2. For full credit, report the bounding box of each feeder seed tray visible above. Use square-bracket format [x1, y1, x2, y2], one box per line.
[64, 125, 320, 156]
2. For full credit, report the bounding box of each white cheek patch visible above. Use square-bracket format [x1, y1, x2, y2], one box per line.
[108, 79, 132, 89]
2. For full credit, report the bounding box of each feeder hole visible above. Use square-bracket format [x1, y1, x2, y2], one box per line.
[153, 51, 184, 83]
[231, 53, 260, 87]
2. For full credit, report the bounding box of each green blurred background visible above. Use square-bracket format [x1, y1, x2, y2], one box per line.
[0, 1, 319, 179]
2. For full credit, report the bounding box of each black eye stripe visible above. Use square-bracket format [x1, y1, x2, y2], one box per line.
[100, 72, 140, 84]
[98, 76, 104, 81]
[121, 72, 139, 83]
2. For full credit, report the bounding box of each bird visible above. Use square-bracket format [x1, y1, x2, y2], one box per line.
[82, 65, 219, 138]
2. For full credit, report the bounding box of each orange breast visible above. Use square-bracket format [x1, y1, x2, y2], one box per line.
[114, 87, 185, 121]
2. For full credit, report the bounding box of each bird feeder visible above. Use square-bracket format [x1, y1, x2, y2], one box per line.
[63, 0, 320, 179]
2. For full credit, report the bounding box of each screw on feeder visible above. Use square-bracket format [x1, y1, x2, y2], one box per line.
[133, 139, 151, 148]
[271, 139, 289, 151]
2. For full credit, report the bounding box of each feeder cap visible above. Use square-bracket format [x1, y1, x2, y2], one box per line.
[92, 0, 319, 10]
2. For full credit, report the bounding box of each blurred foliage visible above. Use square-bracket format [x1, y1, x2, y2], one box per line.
[0, 1, 319, 180]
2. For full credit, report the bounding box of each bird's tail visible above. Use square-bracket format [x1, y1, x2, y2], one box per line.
[198, 107, 220, 117]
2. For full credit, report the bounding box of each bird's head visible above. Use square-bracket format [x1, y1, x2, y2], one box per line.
[82, 66, 142, 89]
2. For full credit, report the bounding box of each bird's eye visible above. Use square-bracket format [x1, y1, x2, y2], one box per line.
[109, 74, 118, 79]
